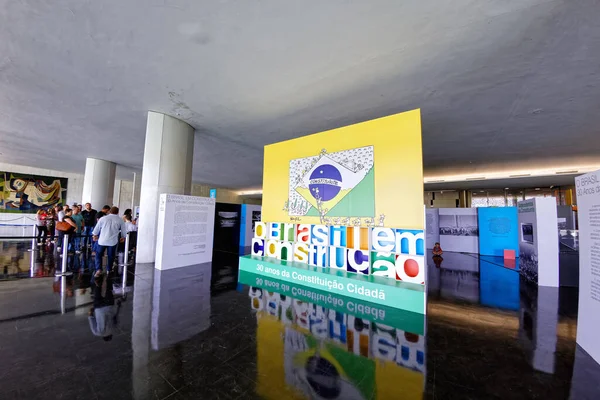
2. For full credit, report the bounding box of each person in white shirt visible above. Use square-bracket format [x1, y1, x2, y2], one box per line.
[54, 205, 66, 249]
[123, 213, 138, 233]
[55, 205, 65, 222]
[122, 213, 138, 253]
[92, 206, 127, 277]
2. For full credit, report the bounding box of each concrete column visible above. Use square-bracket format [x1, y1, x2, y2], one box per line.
[137, 112, 194, 263]
[113, 179, 122, 207]
[81, 158, 116, 209]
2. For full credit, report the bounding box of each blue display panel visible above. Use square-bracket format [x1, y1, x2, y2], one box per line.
[477, 207, 519, 257]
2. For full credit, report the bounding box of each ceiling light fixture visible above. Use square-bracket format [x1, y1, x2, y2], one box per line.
[236, 190, 263, 196]
[423, 164, 600, 184]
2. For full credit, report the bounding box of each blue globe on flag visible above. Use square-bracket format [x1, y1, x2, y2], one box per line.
[309, 164, 342, 201]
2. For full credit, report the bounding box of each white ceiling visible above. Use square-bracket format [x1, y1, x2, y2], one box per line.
[1, 0, 599, 189]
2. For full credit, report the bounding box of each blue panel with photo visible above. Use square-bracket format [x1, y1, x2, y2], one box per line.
[477, 207, 519, 257]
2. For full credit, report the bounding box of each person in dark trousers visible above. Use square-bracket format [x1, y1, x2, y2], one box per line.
[92, 205, 110, 254]
[35, 209, 48, 243]
[81, 203, 97, 249]
[92, 206, 127, 278]
[88, 273, 121, 341]
[45, 208, 56, 243]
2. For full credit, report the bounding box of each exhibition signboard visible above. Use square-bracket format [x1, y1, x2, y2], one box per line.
[240, 110, 426, 313]
[477, 207, 519, 257]
[155, 194, 216, 270]
[574, 170, 600, 364]
[517, 198, 559, 286]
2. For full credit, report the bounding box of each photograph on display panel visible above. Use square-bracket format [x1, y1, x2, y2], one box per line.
[251, 210, 261, 233]
[438, 209, 479, 254]
[439, 214, 478, 236]
[518, 200, 538, 284]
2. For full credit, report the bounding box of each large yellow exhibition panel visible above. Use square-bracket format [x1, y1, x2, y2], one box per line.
[262, 109, 423, 230]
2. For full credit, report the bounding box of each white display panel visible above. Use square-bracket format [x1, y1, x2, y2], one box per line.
[517, 198, 559, 287]
[155, 194, 216, 270]
[574, 170, 600, 365]
[425, 208, 440, 249]
[439, 208, 479, 253]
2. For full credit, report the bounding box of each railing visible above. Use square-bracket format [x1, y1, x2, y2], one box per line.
[54, 234, 73, 314]
[120, 232, 132, 299]
[4, 228, 135, 313]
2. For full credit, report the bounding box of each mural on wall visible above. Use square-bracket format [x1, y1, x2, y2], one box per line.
[0, 172, 67, 213]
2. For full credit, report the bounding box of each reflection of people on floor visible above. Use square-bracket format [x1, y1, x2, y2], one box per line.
[432, 242, 443, 256]
[88, 273, 121, 342]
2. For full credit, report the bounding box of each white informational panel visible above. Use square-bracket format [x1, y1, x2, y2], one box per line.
[425, 208, 440, 249]
[574, 170, 600, 365]
[155, 194, 216, 270]
[517, 198, 559, 287]
[439, 208, 479, 253]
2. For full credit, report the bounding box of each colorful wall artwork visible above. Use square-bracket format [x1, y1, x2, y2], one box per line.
[0, 171, 67, 213]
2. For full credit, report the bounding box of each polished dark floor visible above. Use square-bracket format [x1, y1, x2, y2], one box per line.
[1, 240, 599, 399]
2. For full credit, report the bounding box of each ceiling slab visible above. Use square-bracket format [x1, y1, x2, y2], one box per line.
[1, 0, 599, 186]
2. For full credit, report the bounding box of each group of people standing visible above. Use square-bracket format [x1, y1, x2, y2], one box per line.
[35, 203, 137, 276]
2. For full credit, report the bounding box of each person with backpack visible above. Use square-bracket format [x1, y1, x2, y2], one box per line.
[56, 208, 77, 254]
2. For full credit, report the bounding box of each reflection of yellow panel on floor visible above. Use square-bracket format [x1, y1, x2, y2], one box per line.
[256, 313, 305, 400]
[257, 310, 425, 400]
[376, 360, 424, 400]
